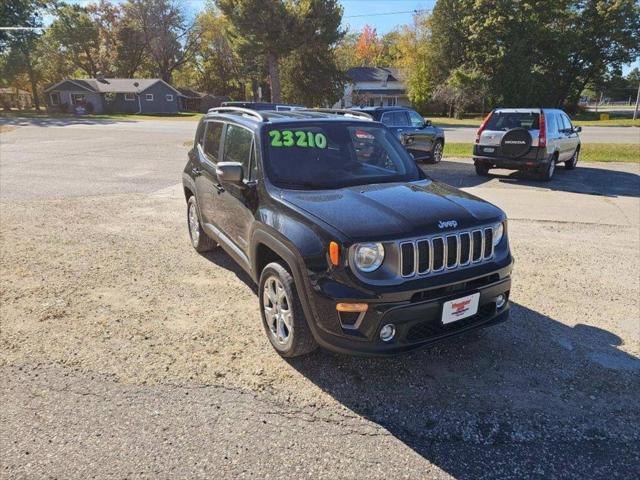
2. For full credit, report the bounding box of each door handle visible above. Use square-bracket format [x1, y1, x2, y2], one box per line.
[214, 183, 225, 194]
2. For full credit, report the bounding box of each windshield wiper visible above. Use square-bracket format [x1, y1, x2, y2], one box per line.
[276, 180, 324, 190]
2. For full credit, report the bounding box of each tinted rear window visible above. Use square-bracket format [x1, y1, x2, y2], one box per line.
[486, 112, 540, 131]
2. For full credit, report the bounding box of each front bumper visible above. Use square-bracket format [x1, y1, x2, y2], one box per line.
[299, 260, 512, 356]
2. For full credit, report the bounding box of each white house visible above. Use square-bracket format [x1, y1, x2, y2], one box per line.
[334, 67, 410, 109]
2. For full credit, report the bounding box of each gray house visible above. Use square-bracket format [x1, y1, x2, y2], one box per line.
[44, 78, 183, 114]
[333, 67, 410, 109]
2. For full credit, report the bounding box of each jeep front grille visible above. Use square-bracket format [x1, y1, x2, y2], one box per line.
[399, 227, 495, 278]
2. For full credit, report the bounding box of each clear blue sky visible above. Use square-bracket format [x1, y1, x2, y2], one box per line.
[62, 0, 639, 74]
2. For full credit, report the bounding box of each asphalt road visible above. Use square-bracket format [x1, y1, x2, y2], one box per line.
[1, 119, 639, 479]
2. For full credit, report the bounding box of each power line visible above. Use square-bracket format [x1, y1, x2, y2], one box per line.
[344, 9, 428, 18]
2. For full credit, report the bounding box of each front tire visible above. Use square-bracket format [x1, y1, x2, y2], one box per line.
[259, 262, 318, 357]
[187, 196, 217, 253]
[429, 140, 444, 164]
[565, 148, 579, 170]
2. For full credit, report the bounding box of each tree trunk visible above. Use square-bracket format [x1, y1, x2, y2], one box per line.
[22, 49, 40, 111]
[267, 52, 281, 103]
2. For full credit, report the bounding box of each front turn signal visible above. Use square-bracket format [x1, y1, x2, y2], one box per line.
[336, 303, 368, 312]
[329, 241, 340, 266]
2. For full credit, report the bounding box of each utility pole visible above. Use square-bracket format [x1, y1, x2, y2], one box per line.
[633, 82, 639, 121]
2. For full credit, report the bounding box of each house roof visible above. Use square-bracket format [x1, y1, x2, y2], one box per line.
[346, 67, 405, 83]
[44, 78, 182, 95]
[176, 87, 203, 98]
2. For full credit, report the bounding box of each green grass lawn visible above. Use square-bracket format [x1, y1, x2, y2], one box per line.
[445, 142, 639, 163]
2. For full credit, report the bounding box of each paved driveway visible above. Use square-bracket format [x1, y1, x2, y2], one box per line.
[1, 120, 639, 479]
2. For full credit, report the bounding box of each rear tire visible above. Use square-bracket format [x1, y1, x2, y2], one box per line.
[259, 262, 318, 358]
[540, 156, 556, 182]
[475, 162, 490, 176]
[187, 196, 217, 253]
[565, 148, 579, 170]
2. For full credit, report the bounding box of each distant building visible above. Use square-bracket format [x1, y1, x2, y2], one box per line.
[44, 78, 184, 114]
[0, 87, 33, 109]
[334, 67, 410, 109]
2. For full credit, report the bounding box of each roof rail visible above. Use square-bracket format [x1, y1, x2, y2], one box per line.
[299, 108, 374, 120]
[208, 106, 266, 122]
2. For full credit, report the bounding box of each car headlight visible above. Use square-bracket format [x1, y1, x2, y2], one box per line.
[493, 222, 505, 246]
[353, 242, 385, 272]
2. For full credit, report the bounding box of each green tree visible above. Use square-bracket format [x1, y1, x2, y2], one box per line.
[189, 8, 243, 96]
[411, 0, 639, 111]
[0, 0, 51, 110]
[48, 4, 103, 76]
[123, 0, 197, 83]
[280, 0, 344, 106]
[216, 0, 301, 102]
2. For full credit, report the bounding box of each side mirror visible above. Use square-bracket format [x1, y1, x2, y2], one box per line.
[574, 126, 582, 133]
[216, 162, 244, 186]
[424, 119, 432, 128]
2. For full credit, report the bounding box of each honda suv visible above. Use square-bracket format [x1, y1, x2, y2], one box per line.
[183, 107, 512, 357]
[473, 108, 581, 181]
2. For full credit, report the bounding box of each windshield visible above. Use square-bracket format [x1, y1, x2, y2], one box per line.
[263, 123, 422, 189]
[486, 112, 540, 131]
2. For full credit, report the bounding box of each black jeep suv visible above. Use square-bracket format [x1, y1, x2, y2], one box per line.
[183, 107, 512, 357]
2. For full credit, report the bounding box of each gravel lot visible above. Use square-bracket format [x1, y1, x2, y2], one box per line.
[1, 119, 639, 479]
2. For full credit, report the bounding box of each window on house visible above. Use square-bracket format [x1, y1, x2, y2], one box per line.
[71, 94, 86, 105]
[387, 97, 397, 106]
[367, 98, 376, 107]
[166, 94, 174, 102]
[50, 92, 60, 105]
[124, 93, 135, 101]
[145, 93, 154, 101]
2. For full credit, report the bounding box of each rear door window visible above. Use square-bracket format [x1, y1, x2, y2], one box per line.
[203, 121, 224, 162]
[223, 124, 254, 180]
[382, 111, 410, 127]
[486, 112, 540, 131]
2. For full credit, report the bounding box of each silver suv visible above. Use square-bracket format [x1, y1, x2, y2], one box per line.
[473, 108, 581, 181]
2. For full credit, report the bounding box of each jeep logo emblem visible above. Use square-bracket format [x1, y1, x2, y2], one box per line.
[438, 220, 458, 229]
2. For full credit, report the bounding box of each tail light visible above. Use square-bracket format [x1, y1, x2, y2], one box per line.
[475, 111, 493, 143]
[538, 111, 546, 148]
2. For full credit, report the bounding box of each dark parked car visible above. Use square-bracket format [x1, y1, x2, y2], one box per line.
[473, 108, 581, 181]
[183, 106, 512, 357]
[221, 101, 303, 111]
[357, 107, 446, 163]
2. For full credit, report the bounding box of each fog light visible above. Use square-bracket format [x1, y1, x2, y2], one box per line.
[496, 294, 507, 309]
[380, 324, 396, 342]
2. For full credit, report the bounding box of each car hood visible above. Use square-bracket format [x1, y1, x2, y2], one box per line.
[280, 179, 504, 242]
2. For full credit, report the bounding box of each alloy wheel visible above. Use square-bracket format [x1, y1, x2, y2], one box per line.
[263, 276, 293, 348]
[433, 142, 443, 163]
[188, 201, 200, 246]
